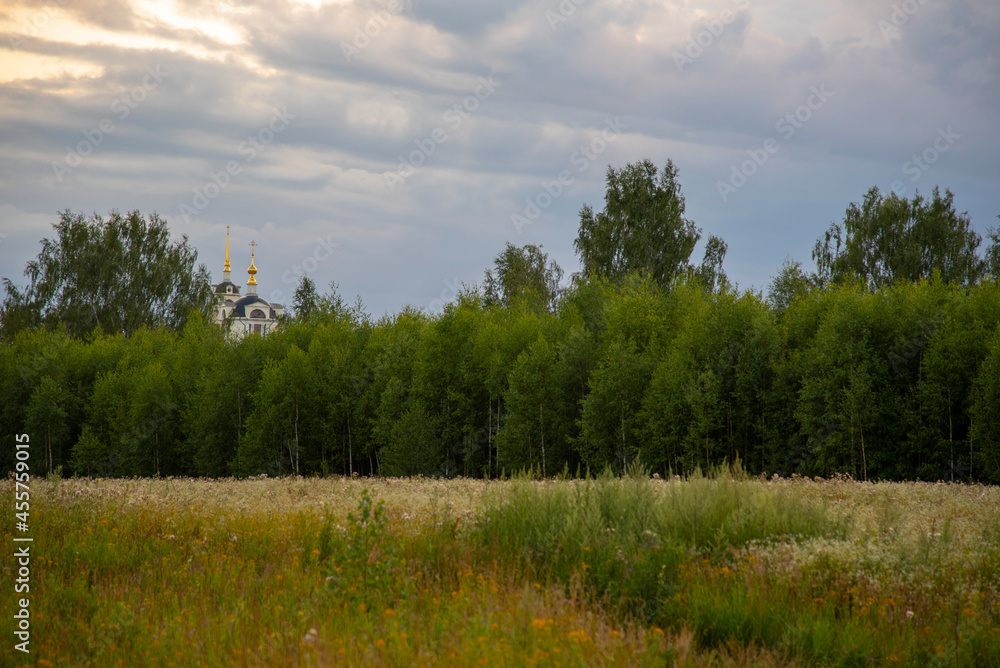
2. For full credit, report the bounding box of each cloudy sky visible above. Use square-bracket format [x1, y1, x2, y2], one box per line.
[1, 0, 998, 316]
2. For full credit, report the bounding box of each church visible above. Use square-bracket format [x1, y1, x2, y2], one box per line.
[213, 227, 283, 338]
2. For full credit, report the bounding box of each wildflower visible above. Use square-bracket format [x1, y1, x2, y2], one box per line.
[302, 628, 318, 646]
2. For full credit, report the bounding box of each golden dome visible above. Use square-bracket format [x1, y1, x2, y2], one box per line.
[247, 240, 258, 286]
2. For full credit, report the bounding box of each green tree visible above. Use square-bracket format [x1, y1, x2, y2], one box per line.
[410, 291, 487, 477]
[767, 258, 814, 313]
[985, 220, 1000, 280]
[638, 285, 777, 475]
[573, 159, 702, 287]
[26, 374, 69, 475]
[499, 335, 567, 476]
[70, 425, 108, 477]
[361, 308, 428, 476]
[308, 319, 369, 475]
[970, 329, 1000, 483]
[83, 368, 131, 476]
[1, 210, 213, 340]
[483, 243, 563, 312]
[292, 276, 318, 322]
[696, 235, 729, 293]
[813, 187, 984, 289]
[576, 340, 651, 472]
[913, 281, 1000, 481]
[381, 402, 442, 476]
[238, 345, 320, 476]
[125, 361, 176, 477]
[472, 302, 547, 477]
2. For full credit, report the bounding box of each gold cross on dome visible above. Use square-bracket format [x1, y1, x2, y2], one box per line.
[249, 240, 257, 253]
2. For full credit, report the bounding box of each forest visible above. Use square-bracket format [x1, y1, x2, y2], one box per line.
[3, 161, 1000, 482]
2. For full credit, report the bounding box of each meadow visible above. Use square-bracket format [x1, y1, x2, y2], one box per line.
[4, 469, 1000, 667]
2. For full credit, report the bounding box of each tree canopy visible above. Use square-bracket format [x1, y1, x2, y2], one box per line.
[812, 187, 985, 289]
[1, 210, 213, 340]
[5, 167, 1000, 484]
[292, 275, 318, 322]
[483, 243, 563, 312]
[573, 159, 703, 287]
[5, 273, 999, 483]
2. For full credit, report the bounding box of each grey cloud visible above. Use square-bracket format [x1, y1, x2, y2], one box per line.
[412, 0, 526, 37]
[1, 0, 998, 316]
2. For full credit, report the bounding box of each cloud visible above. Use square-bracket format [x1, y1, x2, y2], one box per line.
[0, 0, 998, 315]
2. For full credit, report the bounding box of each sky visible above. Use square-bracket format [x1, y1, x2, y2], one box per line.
[1, 0, 998, 317]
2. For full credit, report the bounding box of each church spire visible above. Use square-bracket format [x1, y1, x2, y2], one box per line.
[223, 225, 232, 281]
[247, 240, 258, 296]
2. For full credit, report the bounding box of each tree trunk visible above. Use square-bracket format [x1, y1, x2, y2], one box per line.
[237, 387, 243, 453]
[496, 397, 501, 476]
[948, 388, 954, 482]
[621, 405, 627, 471]
[860, 423, 867, 482]
[539, 401, 545, 478]
[293, 401, 300, 475]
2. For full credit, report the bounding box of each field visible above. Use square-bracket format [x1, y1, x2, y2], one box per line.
[4, 469, 1000, 667]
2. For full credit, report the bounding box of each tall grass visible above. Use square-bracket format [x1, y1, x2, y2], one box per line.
[474, 463, 849, 623]
[5, 474, 999, 666]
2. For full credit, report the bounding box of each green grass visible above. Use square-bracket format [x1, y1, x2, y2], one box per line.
[3, 471, 1000, 666]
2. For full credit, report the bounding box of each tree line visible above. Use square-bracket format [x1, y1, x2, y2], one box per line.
[3, 160, 1000, 481]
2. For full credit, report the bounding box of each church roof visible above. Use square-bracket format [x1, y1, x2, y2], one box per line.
[232, 294, 281, 319]
[214, 280, 240, 294]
